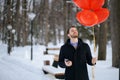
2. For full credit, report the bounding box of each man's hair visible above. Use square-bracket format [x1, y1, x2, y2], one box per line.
[67, 26, 76, 34]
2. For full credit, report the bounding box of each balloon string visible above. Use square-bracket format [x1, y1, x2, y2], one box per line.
[93, 27, 97, 53]
[92, 27, 97, 80]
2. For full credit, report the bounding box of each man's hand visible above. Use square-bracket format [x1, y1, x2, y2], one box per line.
[92, 57, 97, 65]
[64, 59, 72, 67]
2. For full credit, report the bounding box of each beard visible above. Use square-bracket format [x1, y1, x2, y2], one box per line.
[70, 35, 78, 38]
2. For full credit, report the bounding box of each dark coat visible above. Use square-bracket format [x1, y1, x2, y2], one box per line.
[58, 38, 94, 80]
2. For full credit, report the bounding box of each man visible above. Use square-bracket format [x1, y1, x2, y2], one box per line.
[58, 26, 96, 80]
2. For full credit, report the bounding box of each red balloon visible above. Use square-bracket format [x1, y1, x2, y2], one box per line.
[76, 10, 98, 27]
[94, 8, 109, 24]
[90, 0, 105, 10]
[73, 0, 90, 10]
[73, 0, 109, 26]
[76, 11, 87, 26]
[73, 0, 105, 10]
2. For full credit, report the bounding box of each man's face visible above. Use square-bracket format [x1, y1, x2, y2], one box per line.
[68, 27, 78, 38]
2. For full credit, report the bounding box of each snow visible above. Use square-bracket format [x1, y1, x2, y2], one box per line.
[0, 41, 119, 80]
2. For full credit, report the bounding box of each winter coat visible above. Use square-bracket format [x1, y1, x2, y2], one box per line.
[58, 38, 94, 80]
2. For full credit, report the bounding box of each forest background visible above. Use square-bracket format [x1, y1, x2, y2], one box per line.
[0, 0, 120, 68]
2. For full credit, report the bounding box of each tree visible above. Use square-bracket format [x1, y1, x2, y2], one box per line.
[39, 0, 44, 45]
[1, 0, 7, 43]
[44, 0, 49, 46]
[22, 0, 28, 46]
[63, 0, 68, 43]
[15, 0, 21, 46]
[98, 0, 109, 60]
[49, 0, 64, 45]
[98, 23, 108, 60]
[110, 0, 120, 68]
[63, 0, 75, 42]
[6, 0, 13, 54]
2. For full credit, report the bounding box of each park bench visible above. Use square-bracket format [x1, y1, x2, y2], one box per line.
[44, 47, 60, 55]
[42, 48, 65, 79]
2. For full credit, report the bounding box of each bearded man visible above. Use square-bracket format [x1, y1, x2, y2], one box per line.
[58, 26, 96, 80]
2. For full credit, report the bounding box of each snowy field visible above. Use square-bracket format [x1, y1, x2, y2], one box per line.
[0, 41, 119, 80]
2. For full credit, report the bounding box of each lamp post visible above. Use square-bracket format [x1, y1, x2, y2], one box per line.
[7, 25, 12, 55]
[28, 13, 36, 60]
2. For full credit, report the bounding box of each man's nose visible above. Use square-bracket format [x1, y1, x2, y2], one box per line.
[74, 31, 77, 33]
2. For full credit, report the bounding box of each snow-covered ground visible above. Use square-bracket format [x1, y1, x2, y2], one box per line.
[0, 41, 119, 80]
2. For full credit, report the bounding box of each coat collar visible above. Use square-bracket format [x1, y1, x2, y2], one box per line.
[65, 38, 83, 47]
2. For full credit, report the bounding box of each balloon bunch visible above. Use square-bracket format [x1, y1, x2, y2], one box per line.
[73, 0, 110, 27]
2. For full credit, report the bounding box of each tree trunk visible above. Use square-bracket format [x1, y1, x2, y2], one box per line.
[53, 25, 57, 45]
[98, 0, 108, 60]
[98, 23, 107, 60]
[110, 0, 120, 68]
[2, 0, 7, 43]
[44, 0, 49, 46]
[63, 0, 68, 43]
[6, 0, 13, 54]
[22, 0, 28, 46]
[15, 0, 21, 46]
[58, 29, 61, 43]
[63, 0, 74, 42]
[39, 0, 44, 45]
[11, 0, 15, 47]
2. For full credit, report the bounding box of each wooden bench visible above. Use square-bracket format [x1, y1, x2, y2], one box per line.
[44, 47, 60, 55]
[42, 63, 65, 79]
[42, 48, 65, 79]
